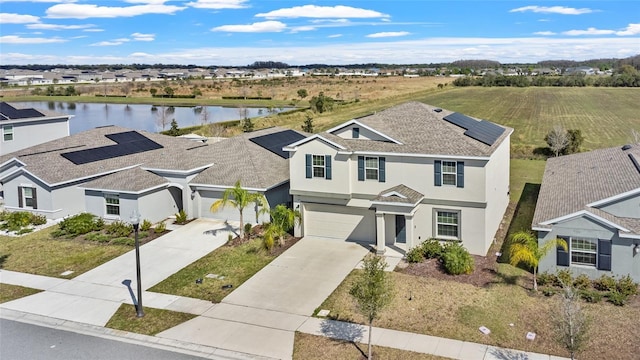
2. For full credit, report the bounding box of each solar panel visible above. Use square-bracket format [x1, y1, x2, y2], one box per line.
[0, 102, 45, 120]
[463, 120, 505, 146]
[443, 112, 478, 130]
[61, 131, 163, 165]
[249, 129, 306, 159]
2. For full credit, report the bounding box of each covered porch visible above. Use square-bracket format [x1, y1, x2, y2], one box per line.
[371, 184, 424, 255]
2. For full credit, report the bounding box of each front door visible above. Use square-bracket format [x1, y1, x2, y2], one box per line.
[395, 215, 406, 243]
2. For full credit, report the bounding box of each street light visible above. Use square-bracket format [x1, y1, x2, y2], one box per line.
[130, 210, 144, 318]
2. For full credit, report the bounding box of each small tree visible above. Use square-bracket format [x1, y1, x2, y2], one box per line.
[554, 285, 589, 360]
[167, 119, 180, 136]
[264, 204, 300, 248]
[149, 88, 157, 97]
[349, 254, 394, 360]
[242, 117, 254, 132]
[210, 180, 266, 238]
[545, 125, 570, 157]
[564, 129, 584, 155]
[297, 88, 308, 99]
[508, 231, 567, 291]
[164, 86, 174, 97]
[309, 92, 334, 113]
[301, 115, 314, 133]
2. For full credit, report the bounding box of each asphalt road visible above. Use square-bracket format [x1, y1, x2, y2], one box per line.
[0, 319, 208, 360]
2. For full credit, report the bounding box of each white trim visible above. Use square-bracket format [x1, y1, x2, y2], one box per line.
[532, 226, 552, 232]
[619, 232, 640, 239]
[0, 114, 73, 126]
[141, 163, 213, 176]
[3, 205, 62, 214]
[283, 134, 346, 151]
[587, 187, 640, 207]
[80, 183, 168, 195]
[381, 191, 407, 199]
[539, 210, 629, 231]
[0, 157, 26, 169]
[325, 120, 403, 145]
[372, 201, 420, 207]
[351, 151, 490, 161]
[0, 167, 49, 187]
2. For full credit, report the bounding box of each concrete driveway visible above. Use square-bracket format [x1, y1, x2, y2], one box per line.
[221, 237, 370, 316]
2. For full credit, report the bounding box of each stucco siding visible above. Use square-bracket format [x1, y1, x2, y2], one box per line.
[598, 193, 640, 218]
[198, 189, 270, 224]
[483, 134, 511, 246]
[1, 118, 69, 155]
[138, 188, 180, 223]
[51, 185, 85, 218]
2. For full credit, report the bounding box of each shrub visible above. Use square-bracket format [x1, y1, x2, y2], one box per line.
[16, 228, 34, 235]
[57, 213, 103, 237]
[244, 223, 253, 238]
[573, 274, 592, 290]
[556, 269, 573, 287]
[537, 271, 557, 287]
[616, 275, 639, 297]
[441, 243, 474, 275]
[85, 233, 111, 243]
[0, 211, 33, 231]
[421, 238, 444, 259]
[140, 219, 152, 231]
[138, 231, 149, 239]
[30, 213, 47, 225]
[174, 210, 188, 224]
[154, 221, 166, 234]
[607, 290, 628, 306]
[579, 289, 603, 303]
[111, 237, 135, 246]
[593, 274, 617, 292]
[542, 287, 559, 297]
[263, 232, 274, 251]
[105, 221, 133, 237]
[406, 246, 424, 263]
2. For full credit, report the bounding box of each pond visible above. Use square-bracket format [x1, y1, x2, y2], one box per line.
[14, 101, 294, 134]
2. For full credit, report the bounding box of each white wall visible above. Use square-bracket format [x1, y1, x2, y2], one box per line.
[1, 117, 70, 155]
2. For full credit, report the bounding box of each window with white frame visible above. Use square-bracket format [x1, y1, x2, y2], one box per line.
[105, 194, 120, 216]
[3, 125, 13, 141]
[570, 237, 597, 266]
[365, 156, 379, 180]
[436, 210, 459, 239]
[22, 187, 35, 208]
[442, 161, 457, 186]
[312, 155, 325, 178]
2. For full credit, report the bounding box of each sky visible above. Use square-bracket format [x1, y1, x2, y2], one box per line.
[1, 1, 639, 66]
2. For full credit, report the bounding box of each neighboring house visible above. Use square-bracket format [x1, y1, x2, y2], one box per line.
[533, 144, 640, 281]
[0, 125, 304, 224]
[284, 102, 512, 255]
[0, 102, 72, 156]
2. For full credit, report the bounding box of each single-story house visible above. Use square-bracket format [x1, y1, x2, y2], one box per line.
[534, 144, 640, 281]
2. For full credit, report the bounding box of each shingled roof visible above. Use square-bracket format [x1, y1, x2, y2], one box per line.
[533, 144, 640, 232]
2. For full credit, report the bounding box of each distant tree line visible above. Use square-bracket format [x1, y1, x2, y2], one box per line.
[453, 71, 640, 88]
[246, 61, 290, 69]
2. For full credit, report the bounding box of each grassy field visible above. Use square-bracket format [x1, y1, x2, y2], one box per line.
[0, 226, 132, 278]
[318, 269, 640, 360]
[0, 284, 41, 303]
[105, 304, 195, 336]
[293, 332, 448, 360]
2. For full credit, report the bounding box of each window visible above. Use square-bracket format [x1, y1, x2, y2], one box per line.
[312, 155, 325, 178]
[441, 161, 457, 186]
[105, 194, 120, 216]
[570, 237, 597, 266]
[3, 125, 13, 141]
[436, 211, 459, 239]
[365, 156, 379, 180]
[23, 187, 34, 207]
[352, 127, 360, 138]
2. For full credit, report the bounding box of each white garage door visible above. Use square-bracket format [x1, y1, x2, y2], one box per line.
[304, 203, 376, 242]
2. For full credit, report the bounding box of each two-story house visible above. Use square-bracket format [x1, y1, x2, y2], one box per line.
[284, 102, 512, 255]
[533, 144, 640, 281]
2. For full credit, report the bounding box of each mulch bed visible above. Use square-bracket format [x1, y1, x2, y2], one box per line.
[225, 224, 302, 257]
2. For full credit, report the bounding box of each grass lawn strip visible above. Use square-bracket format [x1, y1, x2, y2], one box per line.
[105, 304, 196, 336]
[0, 284, 42, 303]
[318, 268, 640, 360]
[293, 332, 448, 360]
[0, 226, 132, 278]
[149, 237, 282, 302]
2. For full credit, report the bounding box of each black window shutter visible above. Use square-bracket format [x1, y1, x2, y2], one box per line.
[434, 160, 442, 186]
[18, 186, 23, 208]
[325, 155, 332, 180]
[32, 188, 38, 209]
[352, 127, 359, 138]
[597, 239, 612, 271]
[379, 157, 385, 182]
[358, 156, 364, 181]
[456, 161, 464, 188]
[557, 236, 570, 266]
[305, 154, 312, 178]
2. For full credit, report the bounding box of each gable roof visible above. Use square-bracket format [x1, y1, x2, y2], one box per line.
[315, 102, 512, 158]
[533, 144, 640, 232]
[80, 166, 168, 193]
[372, 184, 424, 206]
[0, 102, 70, 122]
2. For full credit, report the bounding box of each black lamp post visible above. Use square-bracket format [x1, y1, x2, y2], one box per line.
[130, 210, 144, 318]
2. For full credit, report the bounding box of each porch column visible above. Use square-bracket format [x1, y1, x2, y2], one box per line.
[376, 213, 386, 255]
[405, 214, 415, 250]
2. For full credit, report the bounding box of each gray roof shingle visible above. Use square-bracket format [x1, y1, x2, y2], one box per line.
[373, 184, 424, 205]
[81, 167, 168, 192]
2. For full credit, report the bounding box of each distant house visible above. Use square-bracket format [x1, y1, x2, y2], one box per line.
[1, 102, 72, 155]
[284, 102, 512, 255]
[534, 144, 640, 281]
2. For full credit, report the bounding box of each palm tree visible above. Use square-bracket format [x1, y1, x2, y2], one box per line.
[508, 230, 568, 291]
[264, 204, 300, 247]
[210, 180, 266, 238]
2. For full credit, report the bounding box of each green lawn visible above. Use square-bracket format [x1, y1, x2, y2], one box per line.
[0, 284, 41, 303]
[149, 237, 276, 302]
[0, 226, 132, 278]
[105, 304, 195, 336]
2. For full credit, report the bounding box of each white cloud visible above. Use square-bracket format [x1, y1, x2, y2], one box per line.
[563, 27, 615, 36]
[256, 5, 389, 19]
[90, 39, 128, 46]
[83, 28, 103, 32]
[616, 23, 640, 36]
[45, 3, 186, 19]
[510, 6, 595, 15]
[534, 31, 556, 36]
[366, 31, 410, 38]
[0, 13, 40, 24]
[2, 0, 75, 2]
[27, 23, 95, 30]
[289, 26, 316, 33]
[328, 34, 343, 38]
[186, 0, 248, 9]
[131, 32, 155, 41]
[0, 35, 66, 44]
[212, 20, 286, 33]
